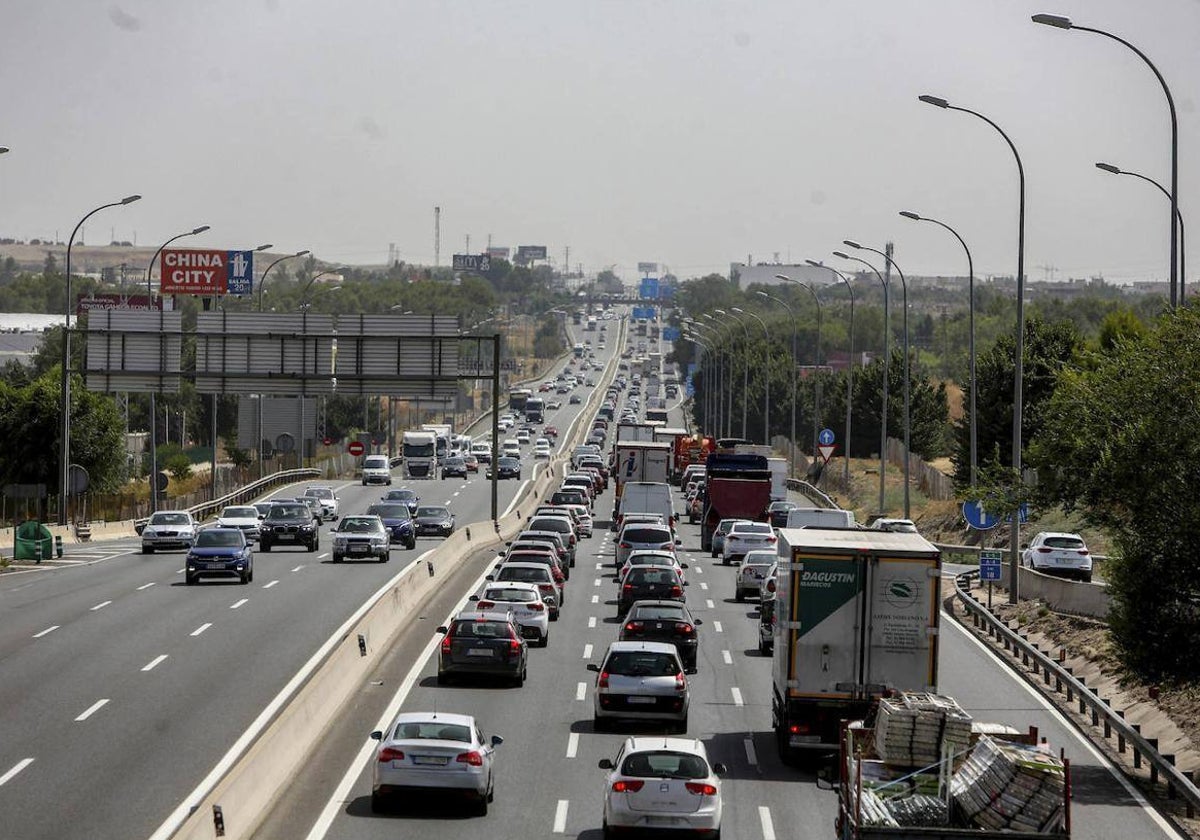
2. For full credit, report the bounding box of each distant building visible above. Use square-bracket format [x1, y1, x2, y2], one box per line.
[729, 262, 833, 289]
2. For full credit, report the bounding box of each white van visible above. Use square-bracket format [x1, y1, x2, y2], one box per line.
[361, 455, 393, 486]
[618, 481, 676, 532]
[783, 506, 856, 529]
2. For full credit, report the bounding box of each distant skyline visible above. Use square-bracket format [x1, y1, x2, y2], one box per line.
[1, 0, 1196, 284]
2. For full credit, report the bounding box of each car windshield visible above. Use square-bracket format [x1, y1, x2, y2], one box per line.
[270, 505, 310, 520]
[605, 651, 679, 677]
[339, 518, 381, 533]
[150, 513, 191, 525]
[195, 530, 242, 547]
[417, 507, 446, 518]
[623, 528, 671, 543]
[305, 488, 333, 499]
[497, 567, 549, 583]
[452, 620, 513, 639]
[392, 721, 472, 743]
[222, 507, 257, 519]
[364, 457, 388, 469]
[368, 504, 410, 519]
[484, 587, 538, 603]
[620, 751, 708, 779]
[631, 605, 687, 621]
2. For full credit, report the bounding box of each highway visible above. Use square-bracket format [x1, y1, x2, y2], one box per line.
[0, 321, 619, 840]
[250, 392, 1185, 840]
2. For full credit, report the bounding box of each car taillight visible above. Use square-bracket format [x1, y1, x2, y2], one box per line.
[612, 780, 644, 793]
[509, 639, 522, 653]
[1037, 547, 1053, 553]
[477, 600, 495, 609]
[766, 580, 776, 593]
[553, 569, 564, 582]
[623, 584, 633, 591]
[539, 584, 555, 593]
[440, 636, 452, 654]
[789, 723, 810, 734]
[619, 542, 631, 549]
[670, 585, 682, 597]
[529, 601, 545, 611]
[674, 672, 686, 692]
[766, 536, 777, 543]
[1078, 549, 1089, 555]
[660, 543, 673, 551]
[675, 622, 694, 635]
[598, 671, 610, 688]
[685, 782, 717, 796]
[624, 621, 644, 632]
[378, 747, 405, 762]
[456, 751, 484, 766]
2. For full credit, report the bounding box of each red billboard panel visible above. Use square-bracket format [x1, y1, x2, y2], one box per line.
[160, 249, 229, 295]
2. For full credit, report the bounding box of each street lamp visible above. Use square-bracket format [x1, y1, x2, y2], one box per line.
[920, 92, 1027, 603]
[733, 307, 769, 445]
[775, 275, 823, 461]
[692, 318, 725, 437]
[716, 308, 750, 439]
[298, 285, 342, 311]
[1095, 163, 1186, 299]
[834, 250, 889, 516]
[256, 250, 311, 312]
[900, 210, 978, 485]
[144, 224, 211, 512]
[686, 333, 713, 432]
[58, 194, 142, 525]
[759, 288, 798, 476]
[705, 312, 738, 437]
[1033, 13, 1180, 306]
[807, 261, 855, 486]
[299, 269, 342, 306]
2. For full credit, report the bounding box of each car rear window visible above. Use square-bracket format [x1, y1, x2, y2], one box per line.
[1044, 536, 1086, 549]
[631, 605, 687, 621]
[620, 751, 707, 779]
[628, 568, 678, 584]
[497, 567, 550, 583]
[485, 587, 538, 603]
[393, 721, 471, 743]
[530, 518, 570, 533]
[623, 527, 672, 543]
[604, 651, 679, 676]
[451, 620, 514, 639]
[734, 523, 773, 535]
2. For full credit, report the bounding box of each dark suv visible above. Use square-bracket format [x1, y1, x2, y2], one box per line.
[259, 503, 320, 552]
[441, 456, 468, 479]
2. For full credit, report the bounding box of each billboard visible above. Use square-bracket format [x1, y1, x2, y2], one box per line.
[486, 246, 510, 260]
[452, 253, 492, 272]
[160, 249, 255, 296]
[637, 261, 658, 274]
[77, 293, 163, 315]
[639, 277, 660, 299]
[516, 245, 547, 262]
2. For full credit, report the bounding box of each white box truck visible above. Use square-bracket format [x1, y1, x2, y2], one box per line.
[421, 423, 453, 464]
[612, 440, 671, 501]
[770, 528, 941, 764]
[402, 430, 437, 479]
[767, 457, 788, 501]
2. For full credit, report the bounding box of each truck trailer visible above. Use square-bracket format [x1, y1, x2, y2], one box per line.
[699, 453, 772, 551]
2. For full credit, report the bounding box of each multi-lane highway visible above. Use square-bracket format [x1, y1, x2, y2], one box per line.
[0, 322, 620, 840]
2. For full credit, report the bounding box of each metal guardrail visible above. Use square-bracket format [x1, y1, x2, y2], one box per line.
[785, 477, 837, 509]
[952, 569, 1200, 819]
[136, 468, 322, 530]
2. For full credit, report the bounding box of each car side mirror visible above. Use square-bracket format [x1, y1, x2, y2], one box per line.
[675, 539, 682, 545]
[683, 581, 690, 587]
[680, 563, 689, 569]
[712, 762, 728, 775]
[694, 618, 703, 625]
[598, 758, 614, 770]
[468, 595, 479, 602]
[436, 626, 448, 634]
[370, 730, 383, 741]
[490, 735, 504, 748]
[586, 663, 600, 672]
[485, 575, 495, 581]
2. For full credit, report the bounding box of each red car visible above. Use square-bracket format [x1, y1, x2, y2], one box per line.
[544, 425, 559, 439]
[463, 454, 480, 472]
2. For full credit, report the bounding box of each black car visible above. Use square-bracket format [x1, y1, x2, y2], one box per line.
[441, 456, 468, 479]
[185, 528, 254, 585]
[489, 456, 521, 480]
[569, 394, 582, 405]
[768, 500, 798, 528]
[436, 610, 528, 686]
[758, 596, 776, 655]
[365, 503, 417, 549]
[259, 503, 320, 552]
[551, 489, 589, 509]
[381, 488, 420, 515]
[414, 505, 455, 537]
[619, 600, 702, 672]
[619, 567, 686, 615]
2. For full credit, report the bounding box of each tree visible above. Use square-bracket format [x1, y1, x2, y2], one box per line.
[1030, 307, 1200, 680]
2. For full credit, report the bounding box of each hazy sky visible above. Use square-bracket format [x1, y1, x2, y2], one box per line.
[1, 0, 1197, 283]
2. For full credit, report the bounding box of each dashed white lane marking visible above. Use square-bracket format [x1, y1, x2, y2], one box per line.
[744, 737, 758, 765]
[714, 621, 723, 633]
[291, 565, 303, 572]
[263, 580, 279, 589]
[75, 698, 109, 721]
[593, 578, 602, 587]
[318, 553, 330, 560]
[731, 687, 744, 707]
[0, 758, 34, 787]
[32, 625, 59, 638]
[591, 594, 599, 604]
[230, 598, 248, 610]
[705, 599, 715, 609]
[695, 566, 703, 574]
[191, 623, 212, 637]
[136, 582, 156, 591]
[583, 643, 593, 659]
[175, 569, 184, 574]
[443, 499, 453, 505]
[594, 562, 602, 570]
[566, 732, 579, 759]
[575, 682, 587, 701]
[90, 600, 112, 611]
[553, 799, 570, 833]
[588, 616, 597, 629]
[142, 654, 169, 672]
[699, 582, 708, 590]
[759, 805, 777, 840]
[722, 650, 733, 665]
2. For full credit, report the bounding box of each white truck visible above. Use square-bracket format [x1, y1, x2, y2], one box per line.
[618, 481, 677, 532]
[402, 430, 437, 479]
[767, 457, 788, 501]
[421, 423, 454, 464]
[771, 528, 942, 764]
[612, 440, 672, 502]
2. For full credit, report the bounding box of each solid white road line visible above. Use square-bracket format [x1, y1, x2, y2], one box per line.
[75, 698, 109, 722]
[553, 799, 570, 833]
[583, 643, 593, 659]
[32, 625, 59, 639]
[229, 599, 248, 610]
[722, 650, 733, 665]
[588, 616, 597, 629]
[190, 623, 212, 637]
[566, 732, 579, 759]
[744, 737, 758, 765]
[136, 582, 156, 591]
[141, 654, 169, 672]
[263, 580, 279, 589]
[291, 565, 303, 572]
[501, 481, 531, 517]
[759, 805, 777, 840]
[0, 758, 34, 787]
[576, 682, 587, 701]
[90, 600, 112, 611]
[714, 621, 723, 633]
[705, 599, 715, 609]
[591, 594, 599, 604]
[731, 687, 744, 707]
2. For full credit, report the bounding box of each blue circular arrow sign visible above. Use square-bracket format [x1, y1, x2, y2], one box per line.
[962, 500, 1001, 530]
[818, 428, 836, 446]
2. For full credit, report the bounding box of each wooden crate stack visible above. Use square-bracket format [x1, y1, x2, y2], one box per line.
[950, 735, 1066, 833]
[873, 692, 974, 769]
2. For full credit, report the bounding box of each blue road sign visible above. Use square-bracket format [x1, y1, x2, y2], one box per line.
[639, 278, 660, 299]
[979, 549, 1003, 581]
[818, 428, 836, 446]
[662, 327, 680, 341]
[226, 250, 255, 296]
[962, 499, 1001, 530]
[1006, 503, 1030, 525]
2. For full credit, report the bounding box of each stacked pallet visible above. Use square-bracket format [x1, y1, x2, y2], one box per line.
[873, 692, 974, 768]
[950, 735, 1066, 832]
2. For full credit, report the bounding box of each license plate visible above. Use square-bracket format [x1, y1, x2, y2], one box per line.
[205, 563, 227, 570]
[278, 534, 295, 541]
[790, 735, 821, 745]
[350, 545, 368, 553]
[646, 816, 678, 826]
[468, 648, 493, 657]
[627, 696, 656, 705]
[411, 755, 449, 766]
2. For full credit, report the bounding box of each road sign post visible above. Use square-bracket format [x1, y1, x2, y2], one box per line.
[979, 548, 1003, 609]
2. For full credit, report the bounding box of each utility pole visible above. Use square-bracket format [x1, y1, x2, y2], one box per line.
[434, 206, 441, 267]
[466, 233, 471, 254]
[564, 246, 570, 279]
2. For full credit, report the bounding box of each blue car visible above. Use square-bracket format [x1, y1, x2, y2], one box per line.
[186, 528, 253, 585]
[367, 503, 417, 549]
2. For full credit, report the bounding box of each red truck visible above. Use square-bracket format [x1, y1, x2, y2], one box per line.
[699, 453, 773, 552]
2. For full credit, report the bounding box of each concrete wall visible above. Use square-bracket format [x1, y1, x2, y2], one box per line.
[994, 562, 1111, 619]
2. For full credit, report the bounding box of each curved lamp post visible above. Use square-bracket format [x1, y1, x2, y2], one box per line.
[834, 250, 889, 515]
[733, 307, 770, 444]
[1096, 163, 1186, 300]
[920, 92, 1026, 603]
[256, 250, 311, 312]
[758, 289, 798, 475]
[709, 311, 745, 438]
[299, 269, 343, 307]
[776, 275, 823, 459]
[719, 308, 751, 440]
[58, 194, 142, 525]
[807, 261, 855, 486]
[900, 210, 977, 486]
[1034, 13, 1179, 306]
[255, 248, 310, 478]
[685, 332, 713, 432]
[298, 284, 342, 311]
[689, 320, 722, 437]
[697, 316, 731, 438]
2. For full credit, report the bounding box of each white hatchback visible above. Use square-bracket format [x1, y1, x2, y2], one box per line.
[471, 581, 551, 646]
[598, 737, 725, 836]
[1022, 531, 1093, 582]
[721, 521, 777, 565]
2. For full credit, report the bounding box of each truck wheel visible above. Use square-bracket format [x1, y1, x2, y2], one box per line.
[735, 589, 744, 602]
[260, 542, 271, 552]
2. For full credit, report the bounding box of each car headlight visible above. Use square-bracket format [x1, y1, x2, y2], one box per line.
[333, 536, 347, 546]
[144, 529, 157, 537]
